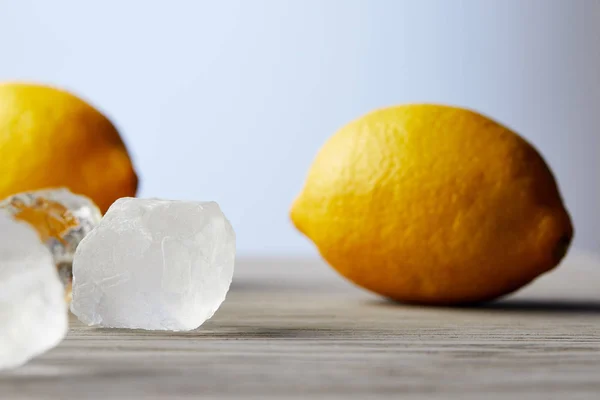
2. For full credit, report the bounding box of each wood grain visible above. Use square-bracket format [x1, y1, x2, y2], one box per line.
[1, 253, 600, 399]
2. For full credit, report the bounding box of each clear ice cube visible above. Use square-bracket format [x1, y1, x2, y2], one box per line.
[0, 188, 102, 301]
[70, 198, 236, 331]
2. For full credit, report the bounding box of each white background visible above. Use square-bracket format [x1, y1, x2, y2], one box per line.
[1, 0, 598, 257]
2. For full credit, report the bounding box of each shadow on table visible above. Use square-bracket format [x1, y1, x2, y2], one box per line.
[369, 298, 600, 314]
[475, 298, 600, 314]
[90, 324, 347, 339]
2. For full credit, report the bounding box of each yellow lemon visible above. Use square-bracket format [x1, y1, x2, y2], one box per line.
[291, 104, 573, 304]
[0, 83, 137, 212]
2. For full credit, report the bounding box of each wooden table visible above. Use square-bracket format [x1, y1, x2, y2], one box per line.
[2, 253, 600, 399]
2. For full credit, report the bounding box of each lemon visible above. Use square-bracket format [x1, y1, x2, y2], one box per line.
[291, 104, 573, 304]
[0, 83, 137, 212]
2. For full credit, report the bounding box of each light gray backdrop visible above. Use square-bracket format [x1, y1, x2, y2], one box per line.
[1, 0, 598, 256]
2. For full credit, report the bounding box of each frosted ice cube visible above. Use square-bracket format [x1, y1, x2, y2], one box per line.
[0, 212, 68, 370]
[71, 198, 236, 331]
[0, 188, 102, 301]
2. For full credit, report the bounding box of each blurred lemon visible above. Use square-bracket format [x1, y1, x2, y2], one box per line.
[291, 104, 573, 304]
[0, 83, 137, 212]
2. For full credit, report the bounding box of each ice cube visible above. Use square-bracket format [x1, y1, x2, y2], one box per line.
[0, 188, 102, 301]
[70, 198, 236, 331]
[0, 211, 68, 370]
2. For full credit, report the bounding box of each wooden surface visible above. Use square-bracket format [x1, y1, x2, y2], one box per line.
[2, 252, 600, 399]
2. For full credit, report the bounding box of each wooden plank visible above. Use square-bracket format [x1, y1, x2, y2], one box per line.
[1, 252, 600, 399]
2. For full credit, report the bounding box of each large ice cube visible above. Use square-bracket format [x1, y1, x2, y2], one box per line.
[71, 198, 236, 331]
[0, 212, 68, 370]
